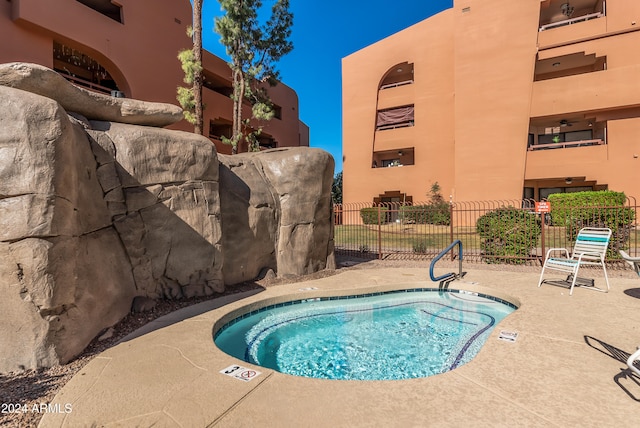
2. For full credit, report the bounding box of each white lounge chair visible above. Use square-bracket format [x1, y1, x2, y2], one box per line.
[619, 250, 640, 276]
[538, 227, 612, 295]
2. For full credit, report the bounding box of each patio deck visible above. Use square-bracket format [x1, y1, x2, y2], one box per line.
[40, 267, 640, 427]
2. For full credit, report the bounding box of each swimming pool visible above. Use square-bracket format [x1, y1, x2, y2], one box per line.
[214, 289, 517, 381]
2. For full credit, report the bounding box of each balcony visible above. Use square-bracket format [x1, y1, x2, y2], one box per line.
[534, 52, 605, 82]
[530, 66, 640, 117]
[539, 11, 604, 31]
[538, 0, 606, 48]
[375, 105, 414, 131]
[527, 117, 607, 152]
[53, 41, 119, 95]
[372, 148, 415, 169]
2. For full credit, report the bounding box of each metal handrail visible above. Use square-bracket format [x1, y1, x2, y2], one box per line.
[429, 240, 464, 285]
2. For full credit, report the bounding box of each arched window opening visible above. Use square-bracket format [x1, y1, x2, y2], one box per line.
[53, 41, 120, 95]
[379, 62, 414, 90]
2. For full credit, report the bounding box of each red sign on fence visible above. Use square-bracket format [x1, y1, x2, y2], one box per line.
[535, 201, 551, 213]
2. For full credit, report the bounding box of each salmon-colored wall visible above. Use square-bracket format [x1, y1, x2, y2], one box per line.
[452, 0, 539, 202]
[343, 0, 640, 206]
[342, 10, 455, 206]
[2, 0, 306, 153]
[0, 1, 50, 65]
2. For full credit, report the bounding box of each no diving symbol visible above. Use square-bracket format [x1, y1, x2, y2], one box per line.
[240, 370, 257, 379]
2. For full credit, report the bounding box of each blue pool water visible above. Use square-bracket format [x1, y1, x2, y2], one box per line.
[214, 289, 516, 381]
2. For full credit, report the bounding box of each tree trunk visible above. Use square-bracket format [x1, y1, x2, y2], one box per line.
[192, 0, 203, 135]
[231, 67, 245, 154]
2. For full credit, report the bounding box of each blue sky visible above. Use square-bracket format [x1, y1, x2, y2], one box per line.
[201, 1, 453, 175]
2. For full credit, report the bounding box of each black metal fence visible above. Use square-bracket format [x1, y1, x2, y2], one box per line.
[333, 198, 639, 268]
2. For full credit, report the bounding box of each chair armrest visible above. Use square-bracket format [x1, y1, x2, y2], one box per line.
[620, 250, 640, 262]
[574, 251, 604, 261]
[544, 248, 570, 260]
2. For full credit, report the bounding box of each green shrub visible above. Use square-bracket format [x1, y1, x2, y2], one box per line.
[547, 190, 634, 257]
[360, 207, 388, 225]
[400, 203, 450, 225]
[476, 207, 541, 264]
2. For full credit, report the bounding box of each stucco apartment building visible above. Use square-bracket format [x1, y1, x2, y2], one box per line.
[0, 0, 309, 154]
[342, 0, 640, 207]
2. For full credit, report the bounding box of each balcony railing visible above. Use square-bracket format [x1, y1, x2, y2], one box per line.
[376, 121, 414, 131]
[539, 12, 604, 31]
[379, 80, 414, 90]
[58, 73, 114, 95]
[528, 138, 605, 151]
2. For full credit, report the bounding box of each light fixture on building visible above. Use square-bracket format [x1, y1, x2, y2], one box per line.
[588, 121, 593, 127]
[552, 62, 561, 67]
[398, 150, 403, 156]
[565, 177, 573, 185]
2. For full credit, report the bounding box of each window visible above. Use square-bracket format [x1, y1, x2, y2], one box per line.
[209, 121, 232, 141]
[272, 105, 282, 120]
[376, 105, 414, 131]
[258, 133, 277, 150]
[202, 71, 234, 97]
[540, 186, 593, 200]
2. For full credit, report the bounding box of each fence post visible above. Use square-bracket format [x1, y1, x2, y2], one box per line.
[377, 204, 382, 259]
[540, 214, 545, 265]
[450, 201, 455, 261]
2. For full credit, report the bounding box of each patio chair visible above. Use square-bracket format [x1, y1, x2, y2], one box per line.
[619, 250, 640, 276]
[538, 227, 611, 295]
[628, 347, 640, 377]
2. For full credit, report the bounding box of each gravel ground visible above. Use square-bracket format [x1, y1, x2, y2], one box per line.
[1, 254, 636, 427]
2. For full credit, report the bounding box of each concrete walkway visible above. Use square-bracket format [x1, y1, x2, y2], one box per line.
[40, 267, 640, 427]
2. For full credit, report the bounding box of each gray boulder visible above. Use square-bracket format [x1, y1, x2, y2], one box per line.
[0, 86, 136, 372]
[0, 62, 183, 127]
[219, 148, 335, 284]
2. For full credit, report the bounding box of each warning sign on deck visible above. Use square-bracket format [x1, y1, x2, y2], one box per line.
[220, 364, 262, 382]
[498, 330, 519, 343]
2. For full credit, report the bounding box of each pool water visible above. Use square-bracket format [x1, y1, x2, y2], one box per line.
[214, 289, 516, 381]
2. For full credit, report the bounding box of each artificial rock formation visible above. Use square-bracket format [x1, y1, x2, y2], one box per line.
[219, 149, 335, 285]
[0, 63, 334, 372]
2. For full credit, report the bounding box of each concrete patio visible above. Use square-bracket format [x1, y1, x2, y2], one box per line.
[40, 266, 640, 427]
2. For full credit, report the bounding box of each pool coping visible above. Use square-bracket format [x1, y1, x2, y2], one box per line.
[39, 267, 640, 427]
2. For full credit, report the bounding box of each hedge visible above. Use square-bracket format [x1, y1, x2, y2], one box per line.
[547, 190, 634, 257]
[400, 203, 450, 225]
[360, 207, 388, 225]
[476, 207, 541, 264]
